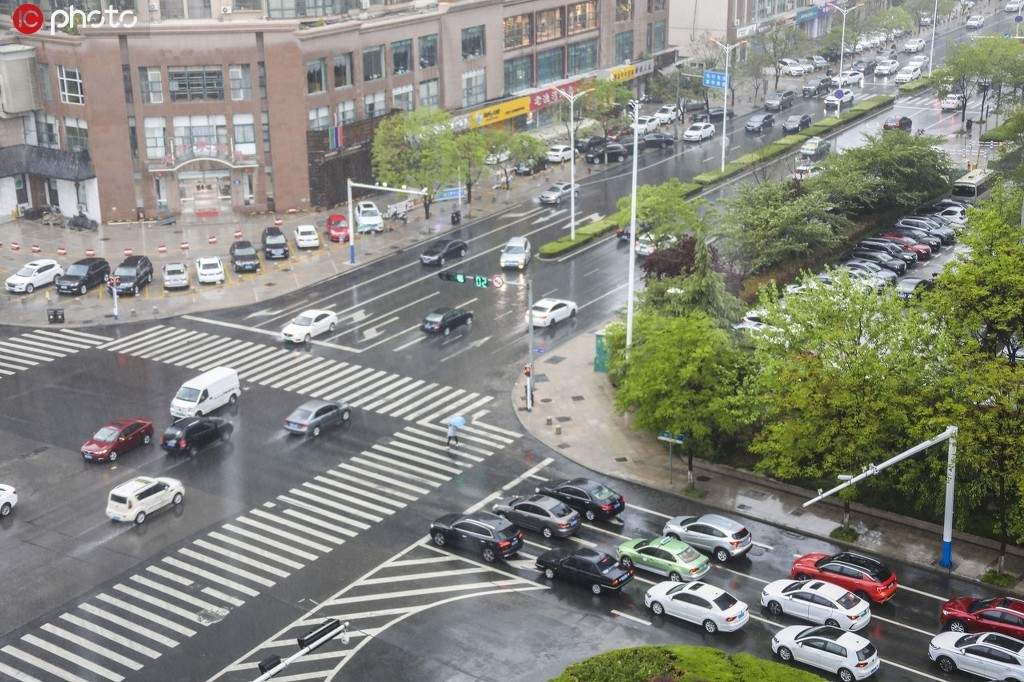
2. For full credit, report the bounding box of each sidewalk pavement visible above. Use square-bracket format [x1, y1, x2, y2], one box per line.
[513, 321, 1024, 593]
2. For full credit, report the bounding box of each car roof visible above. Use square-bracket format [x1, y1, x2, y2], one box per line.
[683, 581, 726, 600]
[572, 548, 608, 562]
[293, 399, 337, 411]
[262, 226, 283, 235]
[165, 261, 187, 268]
[25, 259, 58, 267]
[698, 513, 744, 531]
[428, 306, 455, 315]
[534, 298, 572, 308]
[506, 237, 529, 246]
[802, 580, 851, 599]
[232, 240, 254, 248]
[105, 417, 145, 428]
[459, 511, 512, 528]
[197, 256, 221, 264]
[980, 632, 1024, 653]
[112, 476, 159, 494]
[297, 308, 332, 317]
[73, 257, 105, 265]
[525, 494, 563, 510]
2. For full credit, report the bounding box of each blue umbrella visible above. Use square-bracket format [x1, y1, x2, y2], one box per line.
[448, 415, 466, 430]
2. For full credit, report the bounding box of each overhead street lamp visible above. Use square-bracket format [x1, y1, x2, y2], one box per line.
[346, 180, 427, 265]
[928, 0, 939, 77]
[827, 2, 862, 86]
[552, 85, 594, 241]
[625, 99, 641, 350]
[709, 38, 743, 173]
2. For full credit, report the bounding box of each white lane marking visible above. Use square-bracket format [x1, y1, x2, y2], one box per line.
[359, 567, 490, 585]
[181, 315, 362, 353]
[111, 584, 208, 625]
[583, 268, 601, 277]
[39, 624, 143, 671]
[393, 335, 426, 352]
[611, 609, 651, 626]
[201, 587, 245, 608]
[628, 503, 672, 520]
[94, 593, 197, 637]
[192, 539, 290, 579]
[162, 556, 261, 597]
[440, 336, 493, 364]
[0, 660, 43, 682]
[881, 657, 946, 681]
[464, 491, 503, 514]
[579, 281, 632, 310]
[753, 541, 775, 551]
[581, 523, 632, 540]
[899, 585, 949, 602]
[872, 614, 935, 637]
[177, 548, 276, 589]
[77, 602, 180, 648]
[327, 292, 438, 339]
[529, 474, 548, 481]
[59, 612, 160, 659]
[555, 233, 617, 262]
[357, 323, 421, 352]
[327, 579, 525, 605]
[1, 644, 91, 682]
[714, 564, 769, 585]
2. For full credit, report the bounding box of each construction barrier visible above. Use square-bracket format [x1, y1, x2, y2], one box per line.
[157, 244, 167, 254]
[31, 244, 41, 253]
[233, 229, 243, 240]
[123, 247, 134, 257]
[180, 241, 190, 251]
[207, 235, 217, 245]
[57, 247, 67, 256]
[85, 248, 95, 257]
[273, 218, 283, 227]
[11, 242, 20, 251]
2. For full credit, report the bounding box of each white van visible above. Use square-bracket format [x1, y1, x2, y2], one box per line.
[170, 367, 240, 418]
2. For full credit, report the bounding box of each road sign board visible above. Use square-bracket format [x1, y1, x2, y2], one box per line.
[702, 69, 728, 89]
[491, 274, 505, 288]
[834, 89, 845, 99]
[1015, 14, 1022, 21]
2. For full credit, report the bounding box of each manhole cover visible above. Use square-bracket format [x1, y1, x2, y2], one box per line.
[615, 456, 628, 462]
[744, 489, 767, 500]
[540, 398, 552, 403]
[571, 395, 585, 402]
[265, 282, 276, 287]
[558, 443, 571, 449]
[546, 355, 566, 364]
[100, 237, 110, 241]
[736, 503, 751, 511]
[696, 475, 711, 482]
[31, 447, 48, 455]
[534, 373, 549, 383]
[281, 267, 291, 272]
[555, 416, 571, 423]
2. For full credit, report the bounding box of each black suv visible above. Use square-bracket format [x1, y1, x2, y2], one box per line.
[765, 90, 797, 111]
[429, 511, 524, 563]
[421, 307, 473, 336]
[109, 255, 154, 296]
[585, 142, 629, 163]
[574, 135, 607, 154]
[803, 76, 832, 97]
[55, 257, 110, 296]
[514, 157, 548, 176]
[229, 240, 261, 272]
[161, 417, 233, 456]
[261, 227, 290, 259]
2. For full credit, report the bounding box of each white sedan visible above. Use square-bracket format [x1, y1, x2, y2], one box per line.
[294, 224, 321, 249]
[825, 89, 855, 108]
[682, 122, 715, 141]
[761, 579, 871, 631]
[966, 14, 985, 28]
[546, 145, 573, 163]
[281, 309, 338, 343]
[836, 70, 863, 87]
[0, 483, 16, 517]
[941, 94, 965, 111]
[355, 201, 384, 233]
[772, 625, 881, 681]
[195, 257, 225, 284]
[646, 580, 749, 633]
[527, 298, 578, 328]
[929, 631, 1024, 679]
[904, 38, 926, 52]
[5, 259, 63, 294]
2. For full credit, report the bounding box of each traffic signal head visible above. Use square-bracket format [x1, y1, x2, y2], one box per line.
[437, 271, 466, 283]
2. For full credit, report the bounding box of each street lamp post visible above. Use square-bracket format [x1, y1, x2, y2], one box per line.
[346, 180, 427, 265]
[552, 86, 593, 241]
[827, 3, 862, 85]
[710, 39, 743, 173]
[928, 0, 939, 77]
[625, 100, 641, 349]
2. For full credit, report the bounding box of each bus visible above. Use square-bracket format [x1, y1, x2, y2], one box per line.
[951, 168, 999, 203]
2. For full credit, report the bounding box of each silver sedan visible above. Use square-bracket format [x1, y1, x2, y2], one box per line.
[662, 513, 752, 562]
[492, 494, 581, 539]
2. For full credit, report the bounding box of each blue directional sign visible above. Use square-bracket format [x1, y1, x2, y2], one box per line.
[1015, 14, 1022, 22]
[703, 69, 728, 89]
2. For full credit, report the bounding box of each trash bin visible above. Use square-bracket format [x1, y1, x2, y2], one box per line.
[451, 209, 462, 226]
[594, 328, 608, 373]
[47, 308, 65, 324]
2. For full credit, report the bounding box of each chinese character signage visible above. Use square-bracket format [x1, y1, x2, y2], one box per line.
[703, 70, 728, 89]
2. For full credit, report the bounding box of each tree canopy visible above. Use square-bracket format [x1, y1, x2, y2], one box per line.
[372, 108, 458, 219]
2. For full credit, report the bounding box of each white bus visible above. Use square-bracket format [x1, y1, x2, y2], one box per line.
[951, 168, 999, 203]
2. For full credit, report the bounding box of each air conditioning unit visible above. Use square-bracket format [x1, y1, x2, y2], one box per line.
[221, 5, 232, 13]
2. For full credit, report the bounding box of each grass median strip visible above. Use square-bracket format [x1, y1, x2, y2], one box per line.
[538, 215, 620, 258]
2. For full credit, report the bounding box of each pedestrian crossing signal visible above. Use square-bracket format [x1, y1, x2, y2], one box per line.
[473, 275, 490, 288]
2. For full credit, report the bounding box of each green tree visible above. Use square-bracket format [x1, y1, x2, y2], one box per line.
[481, 129, 546, 190]
[753, 23, 807, 91]
[717, 180, 847, 276]
[734, 48, 772, 104]
[807, 130, 955, 214]
[372, 108, 458, 219]
[580, 79, 632, 140]
[612, 178, 702, 242]
[454, 129, 489, 206]
[870, 6, 914, 37]
[930, 41, 996, 125]
[902, 0, 957, 31]
[743, 272, 948, 500]
[605, 312, 746, 464]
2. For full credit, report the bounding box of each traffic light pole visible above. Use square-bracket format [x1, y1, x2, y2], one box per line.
[527, 278, 534, 411]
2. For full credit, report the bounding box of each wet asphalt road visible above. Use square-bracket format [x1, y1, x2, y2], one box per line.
[0, 10, 1016, 682]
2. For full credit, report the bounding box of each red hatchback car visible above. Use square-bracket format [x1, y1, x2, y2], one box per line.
[941, 596, 1024, 637]
[81, 418, 154, 462]
[790, 551, 898, 605]
[325, 214, 349, 243]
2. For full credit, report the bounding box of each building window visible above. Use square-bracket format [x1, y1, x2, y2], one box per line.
[229, 64, 251, 101]
[535, 8, 564, 43]
[364, 91, 386, 119]
[615, 0, 631, 21]
[391, 40, 412, 75]
[419, 78, 439, 107]
[258, 61, 267, 99]
[160, 0, 183, 18]
[648, 0, 665, 10]
[122, 64, 134, 104]
[127, 115, 138, 160]
[650, 20, 666, 52]
[261, 111, 271, 153]
[393, 84, 414, 111]
[567, 0, 598, 34]
[537, 47, 564, 85]
[419, 34, 438, 68]
[187, 0, 211, 17]
[173, 114, 227, 157]
[462, 25, 486, 59]
[462, 68, 485, 107]
[168, 66, 224, 101]
[615, 30, 633, 64]
[363, 45, 384, 82]
[306, 59, 326, 94]
[35, 112, 58, 148]
[36, 63, 52, 102]
[308, 106, 330, 131]
[139, 67, 163, 104]
[336, 100, 355, 125]
[144, 117, 165, 160]
[568, 39, 598, 75]
[333, 54, 353, 89]
[504, 56, 532, 95]
[58, 65, 85, 105]
[233, 113, 256, 156]
[504, 14, 533, 50]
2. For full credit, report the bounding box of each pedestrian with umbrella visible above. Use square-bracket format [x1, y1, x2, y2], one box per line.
[446, 415, 466, 448]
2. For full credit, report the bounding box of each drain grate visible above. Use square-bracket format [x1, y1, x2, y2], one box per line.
[555, 416, 571, 423]
[533, 373, 549, 383]
[791, 509, 805, 517]
[545, 355, 566, 364]
[744, 489, 767, 500]
[558, 443, 571, 449]
[265, 282, 276, 287]
[614, 456, 628, 463]
[736, 503, 751, 511]
[696, 475, 711, 482]
[540, 398, 552, 403]
[571, 395, 585, 402]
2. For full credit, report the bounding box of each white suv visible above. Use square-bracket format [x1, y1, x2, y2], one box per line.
[106, 476, 184, 525]
[645, 580, 749, 633]
[773, 625, 880, 681]
[929, 631, 1024, 679]
[0, 483, 17, 517]
[761, 579, 871, 631]
[195, 257, 225, 284]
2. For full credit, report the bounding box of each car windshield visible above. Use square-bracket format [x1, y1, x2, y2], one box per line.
[166, 265, 185, 275]
[550, 502, 572, 516]
[596, 555, 619, 573]
[424, 313, 444, 323]
[176, 386, 200, 402]
[686, 125, 701, 132]
[968, 598, 997, 613]
[289, 408, 313, 421]
[837, 592, 860, 609]
[857, 644, 877, 661]
[674, 545, 701, 563]
[92, 426, 120, 442]
[234, 246, 256, 256]
[200, 262, 219, 270]
[591, 485, 617, 500]
[360, 206, 379, 217]
[713, 592, 738, 610]
[532, 304, 552, 313]
[15, 266, 38, 276]
[266, 234, 286, 244]
[291, 315, 313, 327]
[504, 244, 525, 254]
[66, 264, 89, 276]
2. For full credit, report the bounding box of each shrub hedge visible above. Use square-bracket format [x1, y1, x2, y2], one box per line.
[897, 79, 932, 94]
[537, 215, 620, 257]
[980, 118, 1020, 143]
[550, 645, 824, 682]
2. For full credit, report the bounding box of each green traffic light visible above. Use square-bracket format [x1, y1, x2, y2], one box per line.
[454, 272, 466, 283]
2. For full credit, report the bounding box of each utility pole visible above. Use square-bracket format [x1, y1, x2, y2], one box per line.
[553, 86, 593, 241]
[625, 100, 641, 349]
[827, 3, 862, 85]
[928, 0, 939, 76]
[710, 38, 743, 173]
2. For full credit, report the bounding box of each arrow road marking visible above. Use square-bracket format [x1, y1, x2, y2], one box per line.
[244, 308, 286, 319]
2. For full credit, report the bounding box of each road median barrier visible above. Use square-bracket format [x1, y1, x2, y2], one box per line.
[537, 215, 620, 258]
[897, 79, 932, 94]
